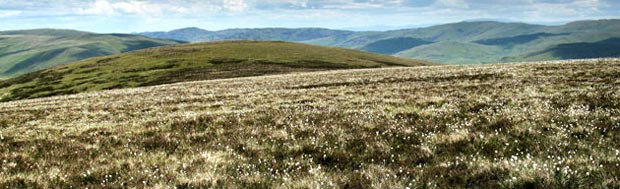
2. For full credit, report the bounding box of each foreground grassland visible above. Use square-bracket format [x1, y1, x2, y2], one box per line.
[1, 59, 619, 188]
[0, 41, 432, 102]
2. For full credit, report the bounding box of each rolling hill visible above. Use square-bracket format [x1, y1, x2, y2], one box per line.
[0, 41, 433, 102]
[395, 41, 504, 65]
[1, 58, 618, 188]
[139, 19, 620, 64]
[0, 29, 182, 77]
[502, 38, 620, 62]
[360, 37, 433, 54]
[139, 27, 353, 43]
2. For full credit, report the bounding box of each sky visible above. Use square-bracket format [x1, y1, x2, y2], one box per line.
[0, 0, 619, 33]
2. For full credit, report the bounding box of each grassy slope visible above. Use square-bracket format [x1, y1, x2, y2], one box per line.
[503, 35, 620, 62]
[360, 37, 433, 55]
[503, 41, 620, 62]
[306, 20, 620, 64]
[0, 59, 618, 188]
[0, 29, 181, 77]
[0, 41, 433, 102]
[424, 20, 620, 64]
[396, 41, 505, 64]
[409, 20, 620, 64]
[305, 22, 544, 49]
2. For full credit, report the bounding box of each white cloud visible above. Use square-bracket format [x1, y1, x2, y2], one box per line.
[0, 10, 22, 17]
[435, 0, 470, 8]
[77, 0, 187, 16]
[78, 0, 115, 15]
[324, 2, 386, 9]
[1, 0, 619, 33]
[526, 0, 603, 19]
[223, 0, 248, 12]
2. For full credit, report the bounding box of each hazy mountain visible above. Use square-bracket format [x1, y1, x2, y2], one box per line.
[0, 29, 182, 77]
[139, 27, 214, 42]
[139, 28, 353, 43]
[139, 19, 620, 64]
[341, 24, 430, 31]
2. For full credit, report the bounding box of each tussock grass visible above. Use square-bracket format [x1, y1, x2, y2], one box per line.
[0, 58, 619, 188]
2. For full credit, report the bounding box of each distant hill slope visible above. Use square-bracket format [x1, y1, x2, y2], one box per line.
[139, 19, 620, 64]
[0, 41, 434, 102]
[139, 27, 215, 42]
[360, 37, 432, 54]
[139, 27, 353, 43]
[502, 38, 620, 61]
[0, 29, 182, 77]
[396, 41, 504, 64]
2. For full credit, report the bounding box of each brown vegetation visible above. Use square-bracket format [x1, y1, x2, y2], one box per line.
[0, 59, 619, 188]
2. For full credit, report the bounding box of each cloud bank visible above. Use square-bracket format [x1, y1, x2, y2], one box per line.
[0, 0, 618, 32]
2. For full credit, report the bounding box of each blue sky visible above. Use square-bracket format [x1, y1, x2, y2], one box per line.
[0, 0, 619, 33]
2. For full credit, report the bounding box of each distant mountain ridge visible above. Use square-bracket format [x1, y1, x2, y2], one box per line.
[139, 19, 620, 64]
[0, 29, 182, 77]
[140, 27, 214, 42]
[139, 27, 353, 43]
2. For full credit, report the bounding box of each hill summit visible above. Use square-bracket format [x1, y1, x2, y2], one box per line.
[0, 41, 433, 102]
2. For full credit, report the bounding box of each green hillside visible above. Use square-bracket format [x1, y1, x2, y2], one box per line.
[473, 32, 570, 47]
[267, 21, 544, 49]
[396, 41, 505, 64]
[382, 20, 620, 63]
[0, 41, 434, 102]
[360, 37, 432, 54]
[503, 38, 620, 62]
[0, 29, 181, 77]
[401, 20, 620, 63]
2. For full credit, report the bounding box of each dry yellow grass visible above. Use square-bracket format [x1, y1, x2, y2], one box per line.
[0, 58, 619, 188]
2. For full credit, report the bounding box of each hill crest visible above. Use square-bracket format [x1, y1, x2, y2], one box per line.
[0, 41, 433, 102]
